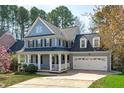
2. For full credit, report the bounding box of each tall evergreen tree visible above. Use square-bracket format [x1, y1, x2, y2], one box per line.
[17, 7, 29, 39]
[0, 5, 10, 32]
[9, 5, 18, 38]
[48, 6, 75, 28]
[30, 7, 47, 24]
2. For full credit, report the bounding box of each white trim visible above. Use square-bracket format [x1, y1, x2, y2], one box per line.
[71, 51, 111, 54]
[18, 50, 110, 55]
[58, 54, 61, 72]
[80, 38, 87, 48]
[49, 54, 52, 71]
[25, 17, 55, 37]
[42, 38, 45, 47]
[24, 35, 55, 40]
[39, 17, 55, 34]
[54, 37, 57, 47]
[65, 54, 67, 69]
[27, 54, 30, 64]
[25, 17, 39, 37]
[38, 54, 41, 70]
[93, 37, 100, 48]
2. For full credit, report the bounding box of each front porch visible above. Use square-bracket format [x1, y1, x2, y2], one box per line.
[18, 53, 70, 73]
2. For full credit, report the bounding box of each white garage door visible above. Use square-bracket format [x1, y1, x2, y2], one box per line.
[73, 56, 108, 71]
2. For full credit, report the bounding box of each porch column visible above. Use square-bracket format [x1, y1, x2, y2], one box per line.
[65, 54, 67, 69]
[27, 54, 30, 64]
[18, 54, 21, 64]
[49, 54, 52, 71]
[58, 54, 61, 72]
[38, 54, 41, 70]
[24, 55, 26, 63]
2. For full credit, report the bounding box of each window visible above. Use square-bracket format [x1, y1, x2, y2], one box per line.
[62, 55, 65, 60]
[44, 39, 46, 47]
[68, 41, 70, 47]
[44, 38, 52, 47]
[58, 39, 61, 46]
[62, 40, 65, 47]
[35, 40, 38, 47]
[33, 40, 38, 48]
[80, 38, 87, 48]
[28, 40, 33, 48]
[71, 41, 73, 47]
[31, 55, 38, 64]
[41, 39, 43, 47]
[38, 39, 41, 47]
[66, 41, 68, 47]
[93, 37, 100, 47]
[32, 40, 35, 47]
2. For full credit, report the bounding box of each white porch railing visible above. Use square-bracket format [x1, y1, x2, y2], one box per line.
[67, 63, 70, 68]
[52, 64, 59, 71]
[61, 64, 66, 70]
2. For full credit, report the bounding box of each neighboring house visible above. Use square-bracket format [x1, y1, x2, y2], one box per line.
[16, 17, 111, 73]
[0, 31, 24, 52]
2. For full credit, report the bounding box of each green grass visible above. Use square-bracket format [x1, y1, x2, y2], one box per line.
[0, 72, 47, 88]
[89, 73, 124, 88]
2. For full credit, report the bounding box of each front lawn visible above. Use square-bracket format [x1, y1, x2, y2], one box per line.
[0, 72, 46, 88]
[89, 73, 124, 88]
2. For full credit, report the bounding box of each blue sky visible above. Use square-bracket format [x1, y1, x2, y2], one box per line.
[23, 5, 96, 33]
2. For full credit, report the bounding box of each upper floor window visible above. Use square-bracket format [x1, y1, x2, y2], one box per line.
[38, 39, 41, 47]
[93, 37, 100, 47]
[80, 38, 87, 48]
[66, 41, 68, 47]
[58, 39, 61, 46]
[41, 39, 43, 47]
[28, 40, 33, 48]
[45, 38, 52, 47]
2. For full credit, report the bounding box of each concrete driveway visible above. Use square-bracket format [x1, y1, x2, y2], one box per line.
[9, 70, 112, 88]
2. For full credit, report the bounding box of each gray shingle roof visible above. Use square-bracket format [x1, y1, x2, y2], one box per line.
[26, 17, 79, 40]
[41, 18, 80, 40]
[61, 26, 80, 40]
[71, 33, 105, 51]
[10, 40, 24, 52]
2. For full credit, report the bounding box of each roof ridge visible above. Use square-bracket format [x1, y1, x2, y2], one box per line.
[39, 17, 61, 30]
[78, 33, 98, 35]
[61, 26, 78, 30]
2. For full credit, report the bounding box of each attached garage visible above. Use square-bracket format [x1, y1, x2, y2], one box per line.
[73, 56, 108, 71]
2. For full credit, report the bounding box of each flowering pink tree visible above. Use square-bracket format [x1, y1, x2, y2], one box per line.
[0, 44, 11, 72]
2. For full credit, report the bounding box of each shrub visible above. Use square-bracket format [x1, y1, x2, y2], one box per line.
[22, 64, 28, 72]
[25, 64, 38, 73]
[10, 61, 18, 72]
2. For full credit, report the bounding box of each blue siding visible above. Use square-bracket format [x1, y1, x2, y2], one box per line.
[28, 19, 54, 37]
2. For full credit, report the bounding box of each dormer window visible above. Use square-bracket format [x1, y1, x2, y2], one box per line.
[80, 38, 87, 48]
[93, 37, 100, 47]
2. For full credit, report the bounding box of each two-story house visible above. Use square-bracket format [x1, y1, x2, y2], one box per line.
[17, 17, 111, 73]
